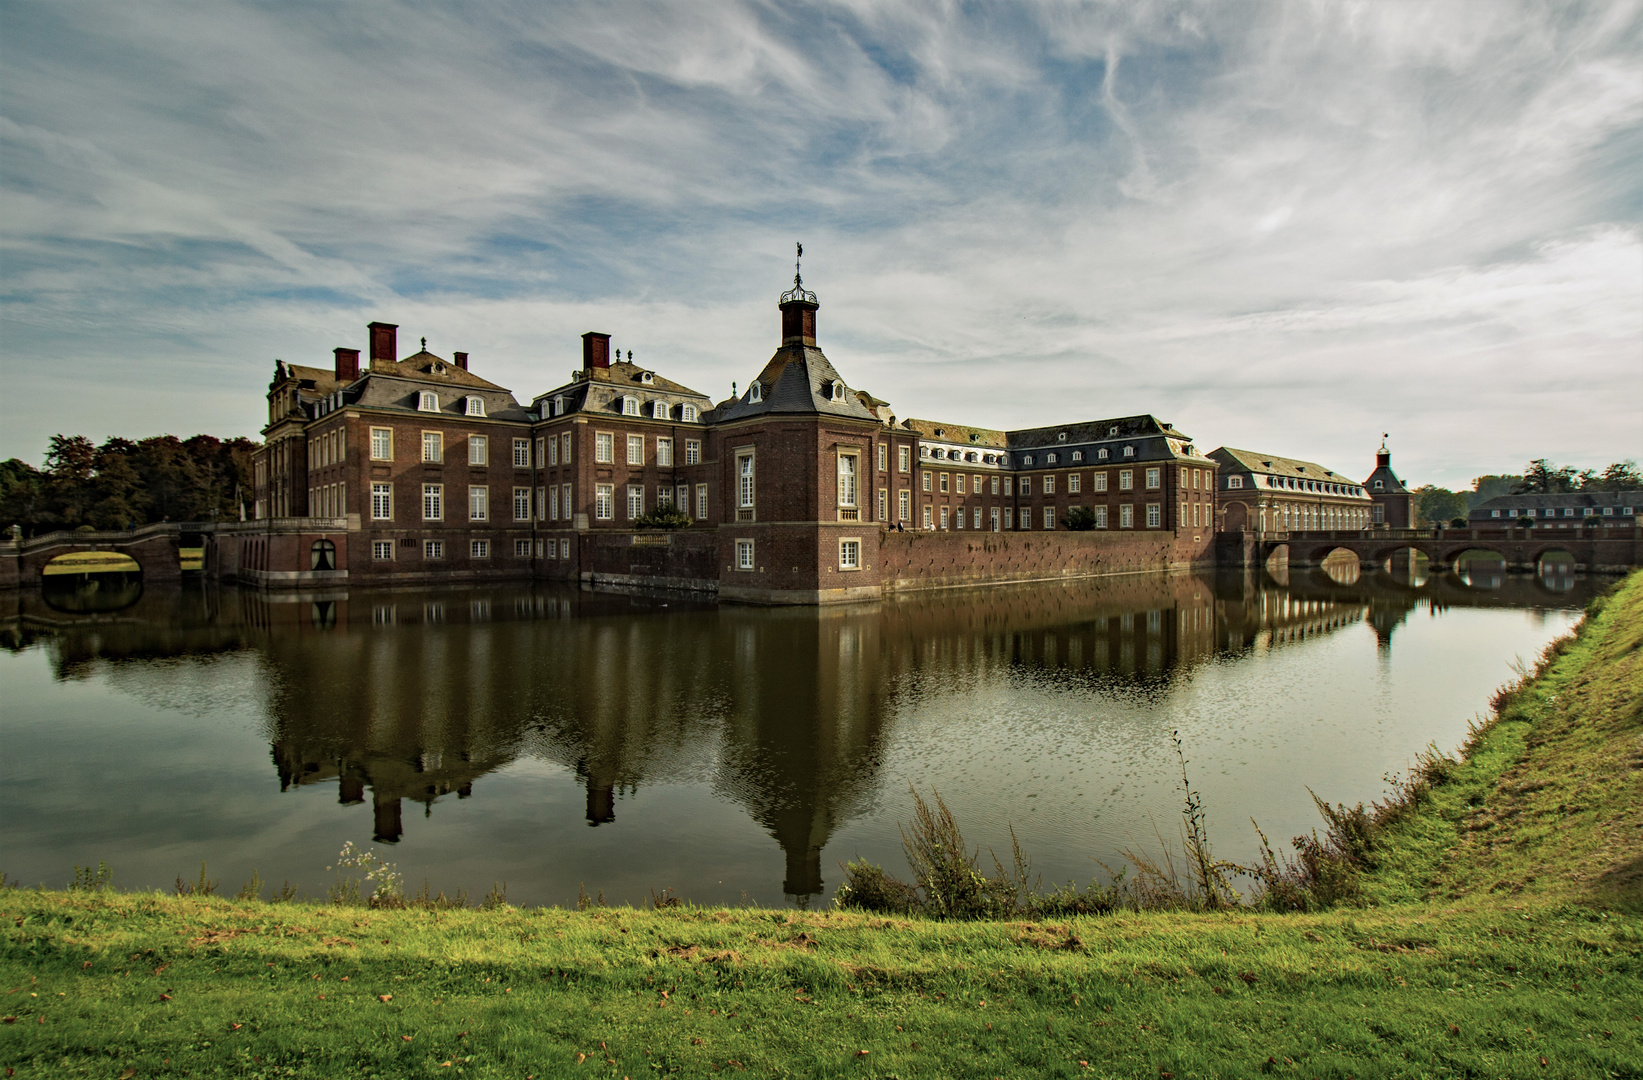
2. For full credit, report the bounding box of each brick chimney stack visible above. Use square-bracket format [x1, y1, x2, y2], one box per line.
[780, 296, 818, 346]
[333, 347, 360, 382]
[368, 321, 398, 371]
[453, 351, 468, 371]
[582, 332, 611, 371]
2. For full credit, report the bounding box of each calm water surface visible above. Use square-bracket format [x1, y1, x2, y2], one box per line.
[0, 568, 1597, 907]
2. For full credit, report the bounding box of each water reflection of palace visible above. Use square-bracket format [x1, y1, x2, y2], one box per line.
[2, 569, 1607, 899]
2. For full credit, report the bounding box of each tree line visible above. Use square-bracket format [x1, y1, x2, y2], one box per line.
[1414, 458, 1641, 527]
[1, 434, 257, 536]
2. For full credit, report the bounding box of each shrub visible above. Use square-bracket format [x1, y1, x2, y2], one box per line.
[633, 506, 692, 530]
[1061, 506, 1098, 531]
[833, 860, 919, 915]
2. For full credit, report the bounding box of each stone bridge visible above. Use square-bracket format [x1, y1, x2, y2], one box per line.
[0, 523, 195, 588]
[1254, 523, 1643, 574]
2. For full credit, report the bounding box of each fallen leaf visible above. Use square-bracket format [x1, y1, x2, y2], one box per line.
[317, 994, 325, 1000]
[379, 994, 393, 1002]
[158, 993, 172, 1002]
[1449, 1024, 1460, 1035]
[118, 1070, 135, 1080]
[691, 1038, 703, 1045]
[0, 1018, 14, 1025]
[440, 1062, 453, 1068]
[402, 1035, 413, 1042]
[36, 1016, 44, 1025]
[81, 962, 92, 970]
[1238, 972, 1257, 985]
[1540, 1057, 1549, 1067]
[341, 976, 349, 981]
[854, 1049, 869, 1058]
[1077, 1063, 1089, 1069]
[230, 1023, 243, 1031]
[382, 939, 389, 945]
[575, 1053, 586, 1064]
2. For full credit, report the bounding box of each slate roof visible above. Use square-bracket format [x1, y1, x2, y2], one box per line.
[1470, 491, 1641, 518]
[532, 361, 712, 420]
[378, 349, 509, 391]
[1363, 459, 1410, 494]
[1211, 447, 1365, 486]
[1008, 415, 1194, 452]
[709, 343, 879, 423]
[899, 418, 1008, 448]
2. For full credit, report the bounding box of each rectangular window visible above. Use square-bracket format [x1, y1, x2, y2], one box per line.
[939, 506, 949, 530]
[922, 505, 933, 529]
[371, 482, 392, 521]
[1490, 509, 1500, 518]
[1019, 507, 1029, 529]
[536, 437, 546, 468]
[657, 485, 673, 508]
[837, 452, 859, 513]
[877, 443, 887, 472]
[839, 539, 861, 570]
[898, 490, 910, 521]
[548, 436, 559, 466]
[471, 539, 490, 558]
[562, 484, 573, 520]
[1068, 474, 1081, 494]
[1119, 469, 1134, 491]
[469, 435, 487, 466]
[737, 451, 755, 519]
[595, 484, 613, 520]
[1004, 477, 1013, 496]
[990, 476, 999, 495]
[972, 507, 982, 529]
[424, 539, 444, 559]
[537, 485, 547, 521]
[1044, 507, 1055, 529]
[1145, 467, 1161, 490]
[955, 505, 964, 528]
[696, 483, 708, 519]
[627, 434, 644, 466]
[513, 439, 531, 468]
[595, 432, 614, 463]
[898, 445, 911, 473]
[685, 439, 701, 465]
[1043, 475, 1055, 494]
[955, 474, 965, 495]
[657, 437, 674, 467]
[561, 433, 572, 463]
[422, 483, 443, 521]
[878, 489, 887, 522]
[466, 397, 485, 417]
[469, 486, 488, 521]
[939, 473, 949, 493]
[513, 487, 531, 521]
[1094, 506, 1108, 529]
[370, 428, 393, 460]
[1227, 475, 1243, 489]
[1120, 504, 1134, 528]
[922, 472, 932, 492]
[515, 539, 532, 557]
[1192, 503, 1200, 528]
[1146, 503, 1161, 528]
[989, 506, 999, 531]
[372, 540, 393, 560]
[418, 391, 439, 413]
[422, 431, 443, 463]
[627, 485, 644, 520]
[1003, 507, 1014, 530]
[736, 539, 755, 571]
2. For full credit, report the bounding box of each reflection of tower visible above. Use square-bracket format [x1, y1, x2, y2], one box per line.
[373, 792, 403, 843]
[584, 775, 615, 825]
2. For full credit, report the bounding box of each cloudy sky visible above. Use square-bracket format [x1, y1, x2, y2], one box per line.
[2, 1, 1639, 488]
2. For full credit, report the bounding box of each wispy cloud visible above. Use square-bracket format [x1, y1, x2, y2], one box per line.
[1, 0, 1638, 486]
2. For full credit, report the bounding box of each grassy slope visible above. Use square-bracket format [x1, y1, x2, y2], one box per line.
[3, 576, 1641, 1080]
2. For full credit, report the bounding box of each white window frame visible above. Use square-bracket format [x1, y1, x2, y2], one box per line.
[513, 439, 531, 468]
[898, 489, 910, 521]
[622, 396, 639, 416]
[736, 450, 755, 519]
[469, 434, 488, 466]
[422, 431, 443, 463]
[1120, 504, 1134, 529]
[469, 485, 488, 522]
[1094, 506, 1108, 529]
[1043, 506, 1055, 530]
[513, 487, 531, 521]
[424, 539, 444, 559]
[372, 540, 394, 560]
[657, 437, 674, 467]
[371, 482, 393, 521]
[652, 401, 669, 420]
[696, 483, 708, 520]
[1228, 475, 1244, 489]
[370, 427, 393, 461]
[1145, 467, 1161, 490]
[1146, 503, 1161, 529]
[735, 539, 755, 571]
[682, 404, 697, 423]
[1119, 469, 1134, 491]
[898, 445, 911, 473]
[548, 436, 559, 466]
[422, 483, 443, 521]
[627, 434, 644, 466]
[837, 451, 859, 518]
[839, 538, 861, 571]
[626, 484, 644, 520]
[471, 539, 490, 558]
[418, 391, 439, 412]
[595, 483, 613, 520]
[595, 432, 614, 463]
[466, 396, 485, 417]
[685, 439, 701, 465]
[1068, 473, 1081, 494]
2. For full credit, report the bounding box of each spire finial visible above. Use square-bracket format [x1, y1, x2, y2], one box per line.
[780, 241, 817, 305]
[421, 336, 427, 351]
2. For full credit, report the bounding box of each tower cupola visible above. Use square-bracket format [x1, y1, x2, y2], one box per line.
[779, 241, 818, 346]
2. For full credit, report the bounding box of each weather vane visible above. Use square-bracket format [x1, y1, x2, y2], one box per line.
[781, 240, 817, 304]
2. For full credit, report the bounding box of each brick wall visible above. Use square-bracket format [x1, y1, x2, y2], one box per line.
[879, 528, 1214, 594]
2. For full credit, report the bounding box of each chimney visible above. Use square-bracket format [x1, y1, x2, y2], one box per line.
[453, 351, 468, 371]
[333, 347, 360, 382]
[368, 321, 398, 370]
[582, 331, 611, 371]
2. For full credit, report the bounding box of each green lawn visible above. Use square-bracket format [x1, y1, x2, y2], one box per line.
[4, 573, 1641, 1079]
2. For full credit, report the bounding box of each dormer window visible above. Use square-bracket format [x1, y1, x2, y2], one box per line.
[966, 452, 977, 463]
[640, 372, 654, 385]
[622, 396, 639, 416]
[933, 448, 946, 459]
[1374, 481, 1384, 490]
[682, 404, 697, 422]
[830, 381, 846, 402]
[1228, 476, 1244, 489]
[1097, 448, 1108, 460]
[920, 446, 930, 458]
[748, 383, 763, 404]
[431, 364, 444, 375]
[1123, 446, 1134, 458]
[969, 433, 980, 443]
[652, 401, 669, 420]
[553, 395, 565, 417]
[1109, 426, 1118, 437]
[1072, 450, 1083, 462]
[418, 391, 439, 412]
[1022, 454, 1034, 465]
[1046, 452, 1058, 464]
[1057, 432, 1068, 442]
[465, 396, 485, 417]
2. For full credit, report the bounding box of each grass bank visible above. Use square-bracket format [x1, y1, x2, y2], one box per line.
[4, 575, 1641, 1079]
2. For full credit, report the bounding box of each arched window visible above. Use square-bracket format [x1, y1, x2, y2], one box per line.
[310, 539, 337, 572]
[681, 404, 697, 422]
[652, 401, 669, 420]
[622, 396, 639, 416]
[748, 383, 763, 403]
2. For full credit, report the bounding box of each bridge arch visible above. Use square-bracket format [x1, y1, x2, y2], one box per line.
[40, 550, 144, 613]
[1309, 546, 1362, 586]
[1450, 547, 1508, 589]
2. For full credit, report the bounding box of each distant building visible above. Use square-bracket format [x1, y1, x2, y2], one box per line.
[1208, 447, 1372, 534]
[1362, 439, 1416, 527]
[1468, 491, 1640, 527]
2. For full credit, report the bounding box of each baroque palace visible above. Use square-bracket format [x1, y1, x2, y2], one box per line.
[245, 271, 1380, 604]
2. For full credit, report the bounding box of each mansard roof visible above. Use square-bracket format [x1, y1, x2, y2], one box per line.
[272, 361, 345, 395]
[1472, 490, 1639, 511]
[709, 343, 879, 423]
[900, 418, 1008, 448]
[533, 361, 713, 419]
[1362, 460, 1410, 494]
[374, 349, 509, 392]
[1007, 414, 1193, 451]
[1211, 446, 1362, 485]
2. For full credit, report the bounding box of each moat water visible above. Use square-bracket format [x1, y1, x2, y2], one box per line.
[0, 566, 1599, 907]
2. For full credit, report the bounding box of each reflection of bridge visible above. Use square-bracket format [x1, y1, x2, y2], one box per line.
[1249, 524, 1642, 573]
[2, 519, 351, 589]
